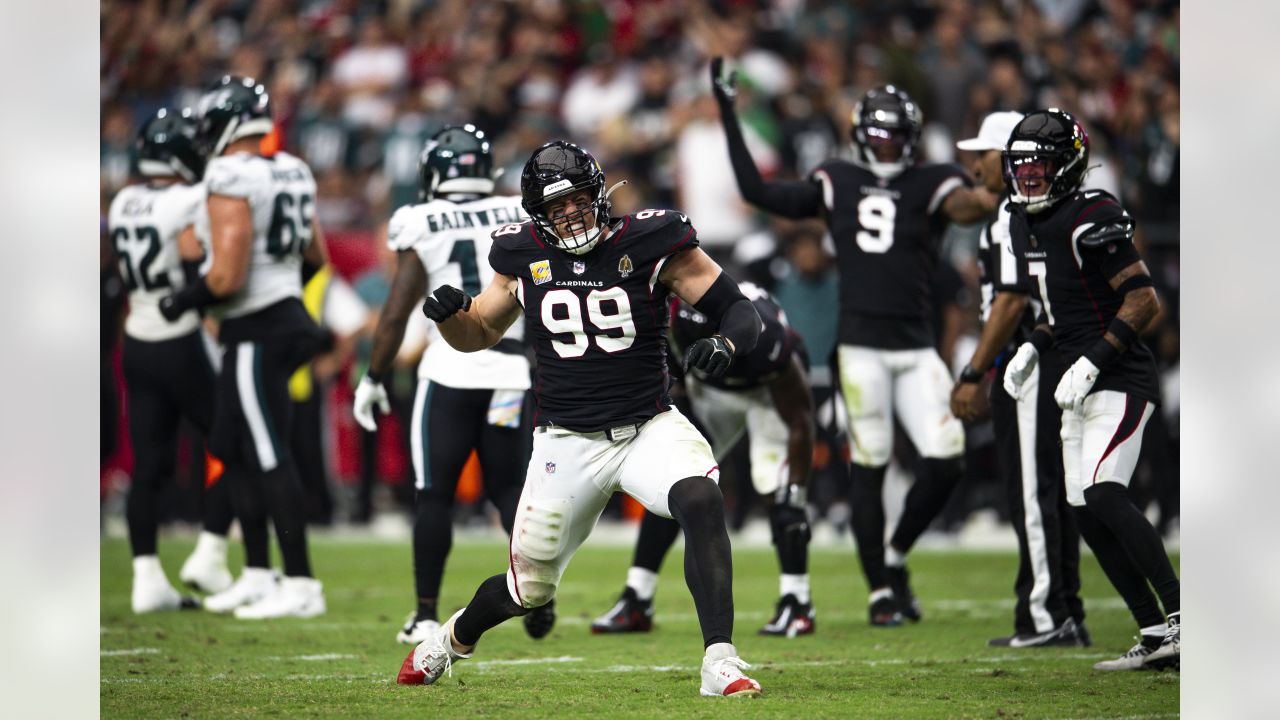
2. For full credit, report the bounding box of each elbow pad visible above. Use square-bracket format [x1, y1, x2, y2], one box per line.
[693, 274, 760, 357]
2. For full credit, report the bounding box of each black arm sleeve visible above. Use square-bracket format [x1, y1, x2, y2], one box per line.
[693, 273, 760, 357]
[718, 103, 823, 219]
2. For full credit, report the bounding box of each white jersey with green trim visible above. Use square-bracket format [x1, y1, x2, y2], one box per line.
[387, 194, 530, 389]
[197, 151, 317, 320]
[108, 181, 205, 341]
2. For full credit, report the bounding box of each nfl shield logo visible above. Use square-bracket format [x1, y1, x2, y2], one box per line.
[573, 261, 586, 275]
[545, 461, 557, 475]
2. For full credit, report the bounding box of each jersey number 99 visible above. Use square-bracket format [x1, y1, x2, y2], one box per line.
[541, 288, 635, 358]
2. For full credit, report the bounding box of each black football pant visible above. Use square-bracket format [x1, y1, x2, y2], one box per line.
[123, 331, 231, 557]
[411, 381, 530, 620]
[211, 338, 314, 577]
[291, 390, 333, 525]
[992, 349, 1083, 635]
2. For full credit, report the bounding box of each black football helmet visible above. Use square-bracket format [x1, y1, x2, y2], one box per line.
[850, 85, 923, 178]
[418, 124, 494, 202]
[194, 75, 273, 158]
[136, 107, 204, 183]
[520, 141, 611, 255]
[1002, 109, 1089, 213]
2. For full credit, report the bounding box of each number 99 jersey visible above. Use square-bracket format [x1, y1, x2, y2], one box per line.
[196, 151, 317, 320]
[488, 209, 699, 432]
[108, 181, 206, 341]
[388, 194, 531, 390]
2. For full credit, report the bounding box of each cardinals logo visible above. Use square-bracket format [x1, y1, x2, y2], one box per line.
[618, 254, 633, 278]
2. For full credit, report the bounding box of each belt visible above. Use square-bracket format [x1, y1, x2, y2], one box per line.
[534, 420, 645, 442]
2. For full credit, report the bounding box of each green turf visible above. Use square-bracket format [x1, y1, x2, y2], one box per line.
[101, 535, 1178, 718]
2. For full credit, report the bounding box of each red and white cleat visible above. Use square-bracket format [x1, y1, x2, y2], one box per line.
[699, 644, 762, 698]
[397, 609, 472, 685]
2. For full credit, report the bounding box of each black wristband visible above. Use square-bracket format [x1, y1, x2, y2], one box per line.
[959, 364, 983, 384]
[1106, 317, 1140, 349]
[1029, 327, 1053, 353]
[366, 367, 388, 384]
[172, 275, 221, 314]
[1084, 338, 1122, 368]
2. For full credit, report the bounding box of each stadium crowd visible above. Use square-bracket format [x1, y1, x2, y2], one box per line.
[101, 0, 1179, 535]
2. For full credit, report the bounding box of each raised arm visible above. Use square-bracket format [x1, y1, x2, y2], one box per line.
[711, 58, 823, 219]
[425, 274, 523, 353]
[941, 184, 999, 225]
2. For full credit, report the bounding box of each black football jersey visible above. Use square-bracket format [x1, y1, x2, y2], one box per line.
[1008, 190, 1160, 403]
[488, 210, 699, 432]
[808, 159, 972, 349]
[976, 195, 1038, 349]
[670, 282, 805, 391]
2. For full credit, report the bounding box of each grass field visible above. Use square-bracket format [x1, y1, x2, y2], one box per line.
[101, 533, 1178, 719]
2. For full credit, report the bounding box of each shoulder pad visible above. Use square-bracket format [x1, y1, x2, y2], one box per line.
[1077, 215, 1135, 248]
[203, 155, 260, 199]
[387, 205, 427, 252]
[489, 219, 534, 243]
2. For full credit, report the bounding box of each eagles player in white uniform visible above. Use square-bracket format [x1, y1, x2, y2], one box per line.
[161, 76, 330, 619]
[110, 108, 234, 612]
[353, 125, 555, 644]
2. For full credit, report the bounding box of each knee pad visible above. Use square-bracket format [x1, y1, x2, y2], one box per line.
[769, 503, 811, 547]
[506, 565, 556, 610]
[669, 476, 723, 522]
[848, 420, 891, 467]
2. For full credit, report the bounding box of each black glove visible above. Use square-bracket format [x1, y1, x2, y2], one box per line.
[710, 57, 737, 109]
[158, 294, 187, 323]
[421, 285, 472, 322]
[683, 334, 733, 378]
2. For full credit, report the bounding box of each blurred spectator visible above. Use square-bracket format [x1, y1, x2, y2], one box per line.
[332, 17, 408, 131]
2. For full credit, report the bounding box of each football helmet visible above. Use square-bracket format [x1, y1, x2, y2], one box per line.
[194, 75, 273, 158]
[850, 85, 923, 179]
[418, 124, 495, 202]
[136, 107, 205, 183]
[1002, 109, 1089, 213]
[520, 140, 611, 255]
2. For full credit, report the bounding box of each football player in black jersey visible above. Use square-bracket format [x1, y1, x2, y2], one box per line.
[713, 58, 997, 626]
[950, 112, 1089, 648]
[397, 141, 764, 698]
[1001, 109, 1179, 671]
[591, 283, 816, 638]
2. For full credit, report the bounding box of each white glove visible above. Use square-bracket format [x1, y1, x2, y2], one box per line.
[1002, 342, 1040, 400]
[353, 375, 391, 432]
[1055, 356, 1100, 414]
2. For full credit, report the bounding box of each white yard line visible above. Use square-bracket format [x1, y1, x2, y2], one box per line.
[100, 647, 159, 657]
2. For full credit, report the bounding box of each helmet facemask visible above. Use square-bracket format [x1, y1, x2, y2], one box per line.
[530, 178, 609, 256]
[1003, 144, 1082, 214]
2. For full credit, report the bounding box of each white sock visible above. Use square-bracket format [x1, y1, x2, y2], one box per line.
[779, 574, 810, 604]
[626, 567, 659, 602]
[884, 546, 905, 568]
[1140, 622, 1168, 638]
[704, 642, 736, 661]
[194, 531, 228, 558]
[133, 555, 166, 583]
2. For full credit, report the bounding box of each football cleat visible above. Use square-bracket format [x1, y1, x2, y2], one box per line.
[203, 567, 278, 613]
[988, 618, 1088, 648]
[869, 593, 903, 627]
[591, 588, 654, 634]
[397, 609, 472, 685]
[131, 576, 199, 614]
[179, 531, 233, 594]
[523, 599, 556, 639]
[1143, 616, 1179, 671]
[397, 613, 440, 645]
[235, 576, 326, 619]
[886, 566, 921, 622]
[1093, 639, 1159, 671]
[700, 648, 762, 698]
[758, 594, 815, 638]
